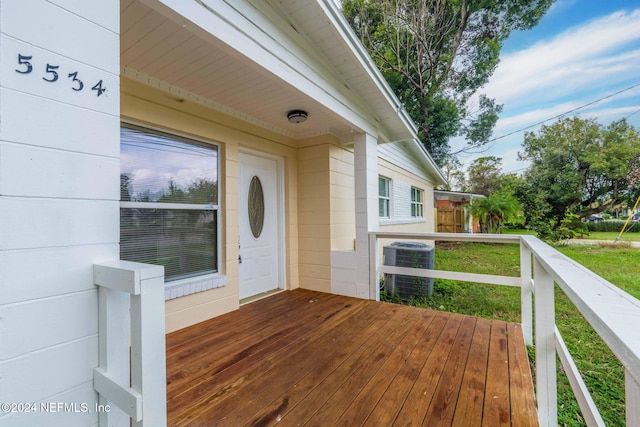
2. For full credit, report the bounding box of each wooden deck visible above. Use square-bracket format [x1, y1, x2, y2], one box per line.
[166, 289, 538, 426]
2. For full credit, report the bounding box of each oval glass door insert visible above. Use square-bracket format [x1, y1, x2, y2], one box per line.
[248, 175, 265, 238]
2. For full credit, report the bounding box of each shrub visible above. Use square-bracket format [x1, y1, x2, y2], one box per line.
[586, 221, 640, 233]
[531, 219, 561, 243]
[558, 212, 589, 239]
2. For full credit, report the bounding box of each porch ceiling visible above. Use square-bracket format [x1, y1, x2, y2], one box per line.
[120, 0, 408, 143]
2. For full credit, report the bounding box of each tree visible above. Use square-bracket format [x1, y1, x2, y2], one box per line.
[438, 156, 467, 191]
[517, 117, 640, 224]
[465, 156, 503, 195]
[341, 0, 552, 165]
[468, 193, 520, 233]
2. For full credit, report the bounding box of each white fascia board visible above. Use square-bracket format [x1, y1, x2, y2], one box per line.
[316, 0, 446, 185]
[139, 0, 379, 137]
[316, 0, 418, 137]
[434, 190, 486, 199]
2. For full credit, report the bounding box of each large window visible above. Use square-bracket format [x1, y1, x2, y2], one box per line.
[411, 187, 424, 218]
[120, 126, 219, 282]
[379, 176, 391, 218]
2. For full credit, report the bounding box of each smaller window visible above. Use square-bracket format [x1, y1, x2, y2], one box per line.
[411, 187, 424, 218]
[379, 177, 391, 218]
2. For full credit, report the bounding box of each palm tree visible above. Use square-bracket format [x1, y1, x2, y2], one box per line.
[468, 194, 521, 233]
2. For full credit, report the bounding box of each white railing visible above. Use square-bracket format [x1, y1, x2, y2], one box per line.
[369, 232, 640, 427]
[93, 261, 167, 427]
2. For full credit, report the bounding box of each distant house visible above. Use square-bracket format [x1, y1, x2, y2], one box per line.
[0, 0, 446, 424]
[434, 190, 485, 233]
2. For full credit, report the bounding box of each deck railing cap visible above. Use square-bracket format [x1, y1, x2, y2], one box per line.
[94, 261, 165, 294]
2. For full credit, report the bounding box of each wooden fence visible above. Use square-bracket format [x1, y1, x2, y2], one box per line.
[437, 206, 465, 233]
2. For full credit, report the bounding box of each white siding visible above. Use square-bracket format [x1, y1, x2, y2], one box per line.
[1, 0, 119, 74]
[1, 337, 98, 404]
[0, 383, 100, 427]
[0, 198, 119, 250]
[0, 89, 120, 156]
[0, 291, 98, 360]
[0, 244, 119, 304]
[378, 141, 434, 228]
[378, 142, 430, 181]
[392, 180, 411, 219]
[0, 1, 120, 426]
[0, 143, 119, 199]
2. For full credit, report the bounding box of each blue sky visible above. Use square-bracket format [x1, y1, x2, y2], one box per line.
[451, 0, 640, 175]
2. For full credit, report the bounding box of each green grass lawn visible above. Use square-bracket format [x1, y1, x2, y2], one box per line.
[503, 228, 640, 242]
[383, 241, 640, 427]
[577, 231, 640, 242]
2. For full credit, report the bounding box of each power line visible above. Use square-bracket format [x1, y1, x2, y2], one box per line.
[486, 81, 640, 144]
[464, 85, 640, 175]
[624, 107, 640, 120]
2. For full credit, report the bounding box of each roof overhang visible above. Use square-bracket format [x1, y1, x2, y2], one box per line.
[434, 191, 486, 203]
[123, 0, 445, 181]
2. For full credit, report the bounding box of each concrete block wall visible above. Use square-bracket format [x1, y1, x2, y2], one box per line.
[297, 139, 332, 293]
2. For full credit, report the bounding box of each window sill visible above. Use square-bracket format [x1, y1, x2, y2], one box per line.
[380, 217, 426, 226]
[164, 273, 227, 300]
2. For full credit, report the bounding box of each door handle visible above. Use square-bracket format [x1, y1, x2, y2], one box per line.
[238, 254, 242, 264]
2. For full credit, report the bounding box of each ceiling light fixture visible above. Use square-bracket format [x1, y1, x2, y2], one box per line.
[287, 110, 308, 124]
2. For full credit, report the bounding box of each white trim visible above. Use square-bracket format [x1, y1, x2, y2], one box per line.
[120, 201, 219, 210]
[119, 123, 224, 296]
[380, 217, 426, 226]
[378, 264, 521, 287]
[378, 176, 391, 218]
[411, 186, 424, 218]
[121, 119, 223, 153]
[316, 0, 417, 134]
[555, 327, 606, 426]
[238, 147, 287, 295]
[164, 273, 228, 300]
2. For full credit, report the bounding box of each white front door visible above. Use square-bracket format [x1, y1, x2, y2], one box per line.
[239, 151, 282, 299]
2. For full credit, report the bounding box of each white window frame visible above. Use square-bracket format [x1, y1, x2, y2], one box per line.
[120, 123, 225, 300]
[379, 176, 391, 218]
[411, 187, 424, 218]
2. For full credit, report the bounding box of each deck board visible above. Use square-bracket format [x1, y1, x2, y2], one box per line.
[166, 289, 538, 426]
[508, 323, 539, 427]
[451, 318, 490, 426]
[267, 303, 407, 425]
[423, 315, 477, 426]
[363, 310, 449, 426]
[482, 321, 511, 427]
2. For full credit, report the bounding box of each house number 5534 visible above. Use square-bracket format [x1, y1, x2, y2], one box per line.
[15, 53, 107, 97]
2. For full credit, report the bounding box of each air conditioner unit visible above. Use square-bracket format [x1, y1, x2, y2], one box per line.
[383, 242, 434, 300]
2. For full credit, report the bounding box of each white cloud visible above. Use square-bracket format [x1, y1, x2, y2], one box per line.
[547, 0, 578, 16]
[485, 9, 640, 107]
[451, 6, 640, 179]
[493, 85, 640, 133]
[583, 105, 640, 122]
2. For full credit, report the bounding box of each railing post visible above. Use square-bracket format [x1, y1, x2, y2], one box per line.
[520, 241, 533, 346]
[534, 257, 557, 427]
[131, 273, 167, 427]
[627, 370, 640, 426]
[96, 284, 132, 426]
[94, 261, 166, 427]
[369, 233, 379, 301]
